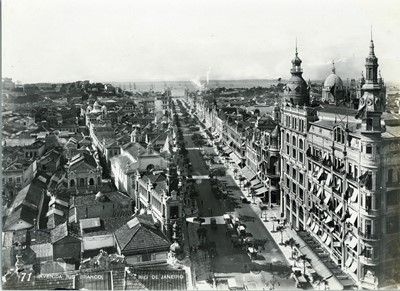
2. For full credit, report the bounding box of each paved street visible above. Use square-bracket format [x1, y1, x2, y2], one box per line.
[178, 107, 296, 290]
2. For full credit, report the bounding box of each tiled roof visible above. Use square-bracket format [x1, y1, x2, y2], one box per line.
[50, 222, 79, 243]
[4, 205, 37, 231]
[114, 215, 170, 255]
[141, 172, 167, 184]
[68, 152, 98, 171]
[71, 191, 131, 208]
[121, 142, 146, 159]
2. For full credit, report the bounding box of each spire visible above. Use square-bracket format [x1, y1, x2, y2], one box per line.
[369, 26, 375, 57]
[332, 60, 336, 74]
[295, 37, 298, 56]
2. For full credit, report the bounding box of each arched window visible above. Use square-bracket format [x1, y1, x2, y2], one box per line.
[286, 133, 290, 143]
[89, 178, 94, 185]
[80, 178, 85, 187]
[292, 136, 297, 147]
[70, 179, 75, 187]
[299, 139, 304, 150]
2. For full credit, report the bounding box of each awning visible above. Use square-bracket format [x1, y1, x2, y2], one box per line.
[324, 192, 332, 205]
[349, 261, 358, 273]
[309, 183, 315, 194]
[317, 167, 324, 180]
[349, 236, 358, 249]
[345, 256, 353, 268]
[313, 225, 320, 234]
[326, 173, 333, 186]
[325, 235, 332, 246]
[349, 211, 358, 225]
[225, 148, 233, 155]
[310, 222, 316, 231]
[325, 215, 332, 224]
[321, 232, 328, 242]
[351, 188, 359, 203]
[229, 152, 241, 165]
[335, 203, 343, 214]
[251, 179, 262, 187]
[317, 186, 323, 198]
[336, 179, 342, 192]
[306, 217, 312, 226]
[314, 165, 320, 175]
[256, 187, 268, 196]
[241, 166, 257, 181]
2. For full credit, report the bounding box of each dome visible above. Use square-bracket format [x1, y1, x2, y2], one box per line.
[324, 73, 343, 87]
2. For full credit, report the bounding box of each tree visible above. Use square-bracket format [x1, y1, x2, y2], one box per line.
[298, 254, 311, 276]
[276, 225, 286, 245]
[238, 175, 245, 188]
[250, 187, 256, 203]
[233, 168, 238, 179]
[209, 167, 226, 179]
[284, 238, 300, 259]
[244, 181, 252, 196]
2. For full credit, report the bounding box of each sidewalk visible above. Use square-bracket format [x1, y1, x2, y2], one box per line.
[224, 166, 346, 290]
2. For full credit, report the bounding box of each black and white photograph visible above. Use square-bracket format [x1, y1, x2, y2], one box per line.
[2, 0, 400, 290]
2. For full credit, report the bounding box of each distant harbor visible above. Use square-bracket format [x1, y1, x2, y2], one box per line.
[110, 79, 283, 92]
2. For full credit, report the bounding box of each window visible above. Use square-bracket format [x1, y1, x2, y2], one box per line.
[299, 152, 304, 163]
[286, 133, 290, 142]
[366, 144, 372, 154]
[299, 139, 304, 149]
[388, 169, 393, 183]
[286, 163, 290, 173]
[16, 177, 21, 183]
[8, 178, 12, 183]
[80, 178, 85, 187]
[299, 173, 304, 185]
[70, 179, 75, 187]
[89, 178, 94, 185]
[286, 145, 290, 155]
[292, 169, 297, 179]
[292, 148, 297, 159]
[292, 136, 297, 147]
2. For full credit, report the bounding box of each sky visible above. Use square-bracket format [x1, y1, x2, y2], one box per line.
[2, 0, 400, 84]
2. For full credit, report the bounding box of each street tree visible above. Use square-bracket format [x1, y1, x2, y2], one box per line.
[209, 167, 226, 179]
[238, 175, 245, 188]
[250, 187, 257, 203]
[284, 238, 300, 259]
[276, 225, 286, 245]
[233, 168, 238, 179]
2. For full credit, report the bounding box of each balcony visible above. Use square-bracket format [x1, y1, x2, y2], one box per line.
[359, 255, 379, 266]
[345, 173, 358, 184]
[358, 228, 381, 240]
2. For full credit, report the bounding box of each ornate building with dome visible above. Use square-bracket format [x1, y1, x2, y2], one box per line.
[280, 38, 400, 289]
[283, 45, 310, 106]
[322, 62, 346, 104]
